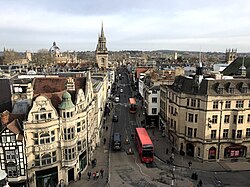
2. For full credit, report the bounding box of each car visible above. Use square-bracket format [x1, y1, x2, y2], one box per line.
[120, 88, 123, 93]
[114, 96, 120, 102]
[112, 115, 118, 122]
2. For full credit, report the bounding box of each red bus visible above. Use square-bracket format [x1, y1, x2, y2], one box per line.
[135, 128, 154, 163]
[129, 98, 136, 113]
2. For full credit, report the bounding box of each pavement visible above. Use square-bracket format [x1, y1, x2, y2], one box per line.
[69, 106, 114, 187]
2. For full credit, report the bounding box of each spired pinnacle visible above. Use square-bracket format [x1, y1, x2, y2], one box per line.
[101, 21, 105, 38]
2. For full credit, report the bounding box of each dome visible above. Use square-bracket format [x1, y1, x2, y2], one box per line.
[62, 91, 72, 99]
[49, 42, 61, 54]
[59, 91, 75, 110]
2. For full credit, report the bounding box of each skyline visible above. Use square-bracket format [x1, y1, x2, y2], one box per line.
[0, 0, 250, 52]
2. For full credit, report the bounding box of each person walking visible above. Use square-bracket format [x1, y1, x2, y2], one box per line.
[103, 138, 106, 145]
[106, 126, 108, 131]
[96, 171, 99, 179]
[166, 148, 169, 155]
[188, 161, 192, 169]
[100, 168, 104, 179]
[78, 171, 81, 180]
[93, 171, 96, 180]
[87, 171, 91, 180]
[152, 129, 155, 136]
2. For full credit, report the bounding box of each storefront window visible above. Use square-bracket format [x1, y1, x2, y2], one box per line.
[208, 147, 216, 159]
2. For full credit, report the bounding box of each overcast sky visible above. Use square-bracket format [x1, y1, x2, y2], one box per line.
[0, 0, 249, 52]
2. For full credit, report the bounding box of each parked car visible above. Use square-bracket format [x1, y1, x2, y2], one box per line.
[120, 88, 123, 93]
[115, 96, 120, 102]
[112, 115, 118, 122]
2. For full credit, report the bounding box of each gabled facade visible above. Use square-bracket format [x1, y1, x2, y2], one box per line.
[0, 111, 27, 187]
[23, 73, 98, 187]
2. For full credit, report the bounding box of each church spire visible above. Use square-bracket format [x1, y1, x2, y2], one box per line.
[101, 21, 105, 38]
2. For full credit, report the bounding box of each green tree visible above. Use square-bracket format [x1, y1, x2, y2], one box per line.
[31, 49, 53, 66]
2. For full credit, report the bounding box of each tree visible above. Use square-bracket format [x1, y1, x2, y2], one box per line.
[31, 49, 53, 66]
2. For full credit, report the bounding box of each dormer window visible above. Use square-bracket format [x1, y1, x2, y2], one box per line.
[241, 87, 248, 93]
[228, 88, 234, 94]
[217, 88, 224, 94]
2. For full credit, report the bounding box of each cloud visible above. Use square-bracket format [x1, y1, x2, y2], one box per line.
[0, 0, 250, 52]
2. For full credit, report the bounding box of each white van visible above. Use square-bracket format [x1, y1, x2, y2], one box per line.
[115, 96, 120, 102]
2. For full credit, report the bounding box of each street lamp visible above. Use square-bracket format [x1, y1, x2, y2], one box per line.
[217, 101, 223, 161]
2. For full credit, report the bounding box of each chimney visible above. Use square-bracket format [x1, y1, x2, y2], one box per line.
[1, 110, 10, 125]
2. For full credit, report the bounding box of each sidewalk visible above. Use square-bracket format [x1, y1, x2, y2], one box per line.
[69, 108, 114, 187]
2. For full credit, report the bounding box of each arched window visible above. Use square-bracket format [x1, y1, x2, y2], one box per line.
[208, 147, 216, 159]
[41, 154, 51, 165]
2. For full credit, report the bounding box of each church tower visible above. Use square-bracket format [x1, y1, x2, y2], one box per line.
[225, 48, 237, 64]
[95, 22, 108, 69]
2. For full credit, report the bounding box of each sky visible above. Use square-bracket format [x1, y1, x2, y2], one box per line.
[0, 0, 250, 52]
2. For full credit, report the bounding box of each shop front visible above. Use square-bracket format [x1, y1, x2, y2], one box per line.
[224, 145, 247, 159]
[35, 167, 58, 187]
[79, 151, 87, 171]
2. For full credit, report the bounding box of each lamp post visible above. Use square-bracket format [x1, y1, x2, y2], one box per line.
[217, 101, 223, 161]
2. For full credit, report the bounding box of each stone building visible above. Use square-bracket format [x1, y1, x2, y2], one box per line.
[161, 58, 250, 161]
[23, 72, 99, 187]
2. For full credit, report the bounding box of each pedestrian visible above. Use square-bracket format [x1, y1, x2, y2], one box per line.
[106, 126, 108, 131]
[87, 171, 91, 180]
[138, 113, 140, 118]
[94, 158, 97, 166]
[166, 148, 169, 155]
[152, 129, 155, 136]
[172, 147, 175, 153]
[93, 171, 96, 180]
[78, 171, 81, 180]
[91, 159, 95, 168]
[188, 161, 192, 169]
[103, 138, 106, 144]
[100, 168, 104, 178]
[96, 171, 99, 179]
[171, 153, 174, 160]
[198, 179, 203, 187]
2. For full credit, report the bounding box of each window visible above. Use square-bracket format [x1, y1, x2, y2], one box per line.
[238, 115, 244, 124]
[242, 87, 248, 93]
[191, 99, 196, 107]
[77, 122, 81, 132]
[194, 114, 198, 123]
[77, 141, 82, 152]
[152, 97, 157, 103]
[228, 88, 234, 94]
[225, 101, 231, 109]
[224, 115, 230, 123]
[41, 154, 51, 166]
[10, 135, 15, 142]
[223, 129, 228, 138]
[40, 133, 50, 144]
[233, 115, 237, 124]
[188, 114, 194, 122]
[236, 100, 244, 108]
[6, 150, 15, 160]
[218, 88, 223, 94]
[249, 101, 250, 108]
[236, 130, 242, 139]
[194, 128, 197, 138]
[65, 147, 76, 160]
[248, 114, 250, 122]
[212, 115, 218, 124]
[64, 127, 75, 140]
[232, 129, 236, 139]
[211, 130, 216, 139]
[187, 127, 193, 137]
[197, 100, 200, 108]
[198, 147, 200, 156]
[213, 101, 218, 109]
[7, 166, 18, 177]
[187, 99, 190, 106]
[246, 128, 250, 137]
[152, 108, 157, 114]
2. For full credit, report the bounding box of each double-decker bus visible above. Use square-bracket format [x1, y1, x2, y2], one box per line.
[129, 98, 136, 113]
[135, 128, 154, 163]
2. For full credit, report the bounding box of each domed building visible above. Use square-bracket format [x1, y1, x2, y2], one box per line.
[49, 42, 77, 65]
